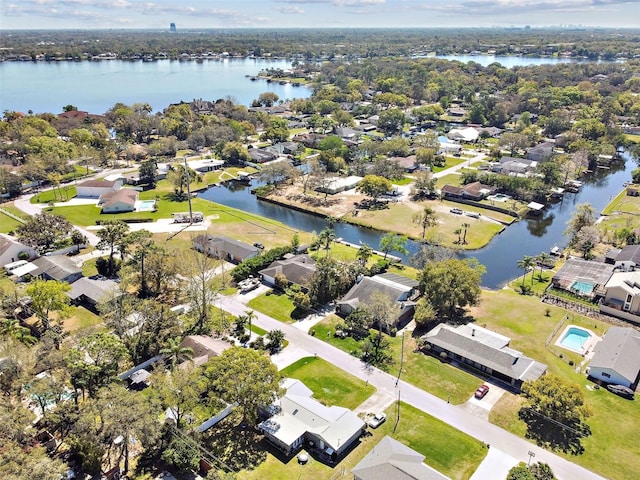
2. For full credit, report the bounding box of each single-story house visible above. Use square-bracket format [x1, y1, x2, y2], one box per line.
[337, 273, 419, 327]
[475, 126, 503, 138]
[600, 271, 640, 323]
[249, 148, 277, 164]
[259, 254, 316, 289]
[314, 176, 363, 195]
[0, 234, 37, 267]
[438, 141, 462, 155]
[588, 327, 640, 388]
[67, 276, 120, 311]
[98, 188, 138, 213]
[441, 182, 495, 201]
[31, 255, 83, 284]
[446, 127, 479, 143]
[352, 436, 450, 480]
[527, 141, 555, 162]
[187, 159, 224, 173]
[390, 155, 419, 172]
[192, 235, 258, 264]
[259, 378, 365, 457]
[179, 335, 232, 367]
[497, 156, 538, 176]
[76, 179, 121, 198]
[612, 244, 640, 272]
[551, 258, 614, 299]
[422, 323, 547, 390]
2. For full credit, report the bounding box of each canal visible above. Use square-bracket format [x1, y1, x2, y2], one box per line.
[199, 152, 633, 289]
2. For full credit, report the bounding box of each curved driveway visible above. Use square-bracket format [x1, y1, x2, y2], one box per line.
[217, 294, 605, 480]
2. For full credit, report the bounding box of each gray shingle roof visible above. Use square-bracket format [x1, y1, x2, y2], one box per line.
[67, 276, 119, 303]
[424, 324, 547, 383]
[193, 235, 258, 261]
[352, 436, 450, 480]
[338, 274, 418, 310]
[31, 255, 82, 282]
[259, 254, 316, 286]
[590, 327, 640, 383]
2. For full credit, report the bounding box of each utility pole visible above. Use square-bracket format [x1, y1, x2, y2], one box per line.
[183, 156, 193, 224]
[393, 389, 401, 433]
[396, 329, 405, 386]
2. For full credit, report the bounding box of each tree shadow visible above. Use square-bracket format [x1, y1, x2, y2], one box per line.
[518, 407, 591, 456]
[200, 416, 267, 471]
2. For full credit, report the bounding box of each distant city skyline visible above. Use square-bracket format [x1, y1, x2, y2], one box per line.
[1, 0, 638, 30]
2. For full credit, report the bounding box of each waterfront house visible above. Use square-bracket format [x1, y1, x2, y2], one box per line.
[31, 255, 82, 284]
[0, 234, 37, 267]
[352, 436, 450, 480]
[187, 159, 224, 173]
[446, 127, 479, 143]
[259, 254, 316, 290]
[337, 273, 419, 327]
[98, 189, 138, 213]
[421, 323, 547, 391]
[599, 271, 640, 323]
[527, 141, 555, 162]
[76, 179, 121, 198]
[551, 258, 614, 299]
[588, 327, 640, 388]
[314, 176, 363, 195]
[258, 378, 365, 458]
[612, 244, 640, 271]
[440, 182, 495, 202]
[498, 156, 538, 176]
[192, 235, 258, 264]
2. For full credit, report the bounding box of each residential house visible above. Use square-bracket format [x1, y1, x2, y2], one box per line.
[337, 273, 419, 327]
[76, 179, 121, 198]
[31, 255, 83, 283]
[440, 182, 495, 201]
[179, 335, 232, 367]
[497, 156, 538, 176]
[527, 142, 555, 162]
[292, 133, 327, 149]
[422, 323, 547, 390]
[551, 258, 614, 299]
[612, 244, 640, 271]
[187, 159, 224, 173]
[98, 189, 138, 213]
[600, 271, 640, 323]
[259, 254, 316, 289]
[588, 327, 640, 388]
[259, 378, 365, 457]
[314, 176, 363, 195]
[249, 148, 277, 164]
[475, 126, 503, 138]
[390, 155, 418, 173]
[0, 234, 37, 267]
[67, 276, 120, 311]
[192, 235, 258, 264]
[446, 106, 467, 118]
[446, 127, 479, 143]
[352, 436, 450, 480]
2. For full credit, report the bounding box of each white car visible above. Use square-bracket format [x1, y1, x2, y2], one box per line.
[368, 412, 387, 428]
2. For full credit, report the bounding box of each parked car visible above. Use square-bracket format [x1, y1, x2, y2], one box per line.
[450, 208, 463, 215]
[466, 211, 480, 219]
[367, 412, 387, 428]
[606, 384, 635, 399]
[474, 384, 490, 399]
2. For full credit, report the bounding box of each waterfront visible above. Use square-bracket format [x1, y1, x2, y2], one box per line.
[0, 58, 309, 114]
[201, 153, 633, 289]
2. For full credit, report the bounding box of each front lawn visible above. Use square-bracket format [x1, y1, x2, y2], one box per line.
[31, 185, 77, 204]
[312, 315, 480, 404]
[280, 356, 374, 410]
[0, 211, 24, 233]
[247, 290, 298, 323]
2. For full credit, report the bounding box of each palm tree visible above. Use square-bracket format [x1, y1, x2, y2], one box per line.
[245, 309, 257, 336]
[516, 255, 536, 287]
[317, 227, 336, 256]
[1, 318, 36, 345]
[536, 252, 553, 281]
[413, 206, 437, 239]
[454, 228, 462, 244]
[267, 329, 286, 353]
[461, 222, 471, 245]
[160, 337, 193, 370]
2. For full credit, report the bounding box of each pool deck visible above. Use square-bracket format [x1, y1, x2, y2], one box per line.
[554, 324, 601, 357]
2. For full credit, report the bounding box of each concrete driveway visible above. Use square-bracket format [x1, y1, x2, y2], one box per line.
[459, 383, 507, 420]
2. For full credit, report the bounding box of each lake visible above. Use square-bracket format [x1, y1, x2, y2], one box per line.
[0, 58, 309, 115]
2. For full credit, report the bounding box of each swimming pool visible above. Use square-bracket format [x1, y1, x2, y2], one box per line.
[571, 279, 594, 296]
[138, 200, 156, 212]
[487, 193, 511, 202]
[557, 326, 593, 354]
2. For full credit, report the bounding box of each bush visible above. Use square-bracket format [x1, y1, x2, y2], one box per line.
[95, 257, 120, 277]
[231, 245, 294, 281]
[369, 259, 390, 275]
[17, 251, 30, 260]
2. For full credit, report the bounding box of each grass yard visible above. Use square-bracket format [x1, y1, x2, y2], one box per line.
[247, 290, 298, 323]
[601, 187, 639, 215]
[391, 176, 413, 186]
[62, 306, 104, 333]
[475, 288, 640, 480]
[312, 315, 480, 404]
[280, 356, 374, 410]
[0, 211, 25, 233]
[31, 185, 77, 204]
[432, 156, 467, 173]
[435, 173, 464, 189]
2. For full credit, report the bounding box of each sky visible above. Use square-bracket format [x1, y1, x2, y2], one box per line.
[1, 0, 639, 30]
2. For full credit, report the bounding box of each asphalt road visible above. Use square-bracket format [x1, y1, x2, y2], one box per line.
[217, 294, 606, 480]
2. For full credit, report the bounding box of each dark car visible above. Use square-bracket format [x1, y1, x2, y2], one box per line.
[474, 384, 490, 399]
[606, 384, 635, 399]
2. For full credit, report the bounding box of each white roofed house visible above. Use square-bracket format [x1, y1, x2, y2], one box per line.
[588, 327, 640, 388]
[258, 378, 365, 459]
[76, 179, 122, 198]
[446, 127, 479, 143]
[599, 271, 640, 323]
[0, 234, 37, 267]
[98, 188, 138, 213]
